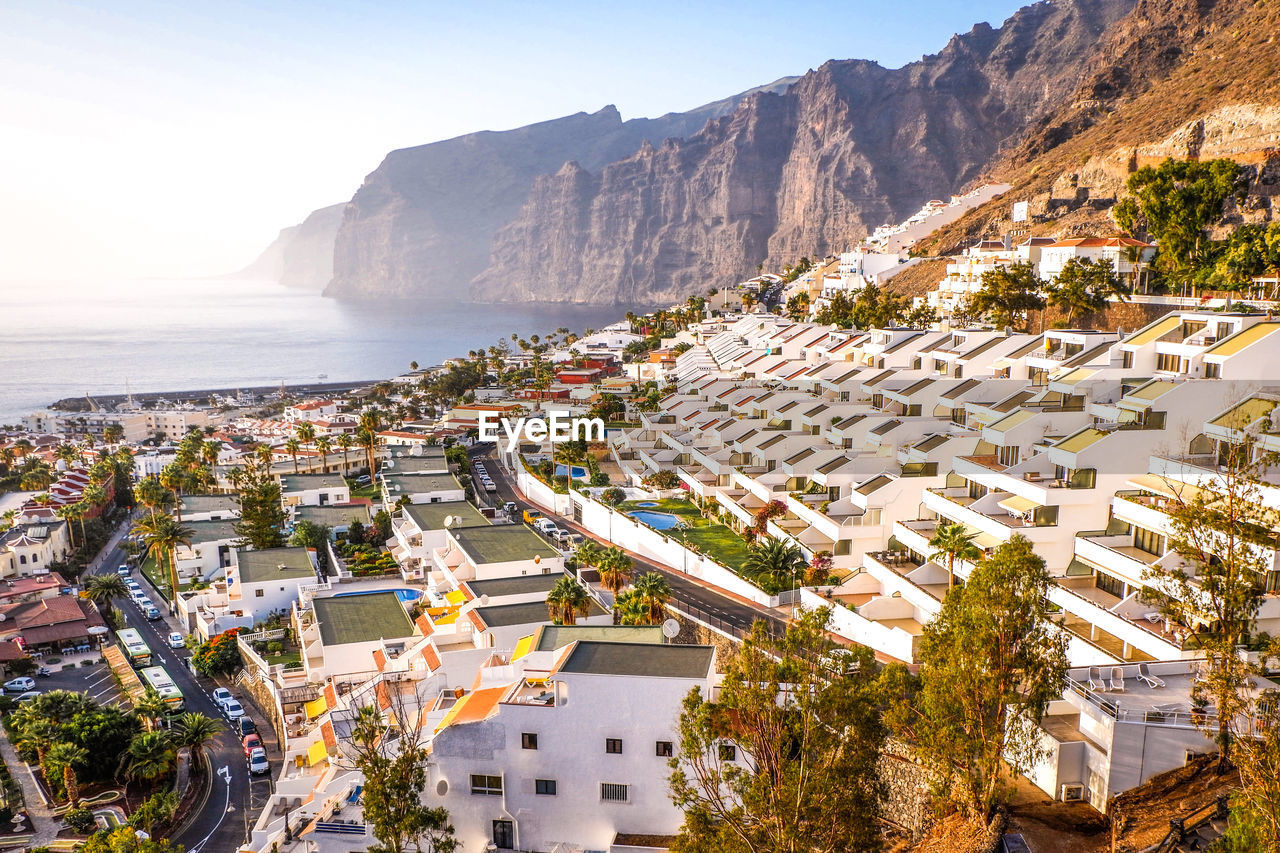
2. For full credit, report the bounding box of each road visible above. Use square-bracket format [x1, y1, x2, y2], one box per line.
[472, 446, 789, 639]
[82, 528, 274, 852]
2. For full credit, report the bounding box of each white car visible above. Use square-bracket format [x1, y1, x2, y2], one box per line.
[138, 598, 154, 610]
[248, 747, 269, 775]
[223, 700, 246, 721]
[168, 632, 185, 649]
[4, 677, 35, 693]
[212, 687, 233, 706]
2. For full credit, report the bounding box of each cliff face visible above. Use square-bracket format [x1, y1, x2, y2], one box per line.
[323, 77, 798, 300]
[472, 0, 1135, 304]
[236, 203, 345, 287]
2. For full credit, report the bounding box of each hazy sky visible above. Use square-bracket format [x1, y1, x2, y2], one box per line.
[0, 0, 1026, 283]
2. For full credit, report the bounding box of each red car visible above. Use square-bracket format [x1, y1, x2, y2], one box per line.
[242, 733, 263, 757]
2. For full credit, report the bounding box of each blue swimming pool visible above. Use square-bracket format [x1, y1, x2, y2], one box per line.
[635, 501, 659, 507]
[333, 589, 422, 603]
[554, 464, 589, 479]
[628, 510, 681, 530]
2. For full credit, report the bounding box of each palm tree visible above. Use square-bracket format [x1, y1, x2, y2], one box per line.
[315, 435, 332, 473]
[134, 689, 169, 733]
[102, 424, 124, 445]
[55, 444, 78, 469]
[255, 443, 274, 471]
[13, 718, 57, 768]
[135, 478, 170, 521]
[632, 572, 672, 624]
[741, 537, 806, 593]
[574, 540, 603, 570]
[173, 713, 223, 769]
[55, 503, 84, 549]
[83, 573, 128, 611]
[124, 731, 176, 785]
[357, 427, 379, 478]
[284, 438, 301, 474]
[337, 433, 354, 475]
[597, 546, 633, 594]
[546, 576, 591, 625]
[295, 423, 317, 470]
[131, 514, 193, 610]
[46, 742, 87, 806]
[928, 521, 981, 590]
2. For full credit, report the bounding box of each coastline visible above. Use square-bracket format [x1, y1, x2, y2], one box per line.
[44, 378, 381, 414]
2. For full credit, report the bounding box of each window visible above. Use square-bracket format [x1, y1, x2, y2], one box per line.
[1156, 352, 1184, 373]
[535, 778, 557, 796]
[601, 783, 629, 802]
[1204, 362, 1220, 379]
[470, 774, 502, 796]
[521, 732, 538, 750]
[1133, 526, 1166, 557]
[718, 743, 737, 761]
[1122, 350, 1134, 369]
[605, 738, 623, 754]
[655, 741, 673, 757]
[997, 445, 1019, 467]
[1096, 571, 1126, 600]
[492, 819, 514, 849]
[18, 556, 25, 565]
[255, 589, 264, 597]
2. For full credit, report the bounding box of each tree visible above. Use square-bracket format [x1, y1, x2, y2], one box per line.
[289, 520, 332, 559]
[597, 546, 633, 594]
[740, 537, 806, 594]
[172, 713, 222, 770]
[337, 432, 354, 475]
[785, 292, 811, 321]
[346, 704, 457, 853]
[133, 690, 169, 733]
[315, 434, 333, 473]
[46, 742, 87, 805]
[631, 572, 671, 624]
[284, 437, 302, 474]
[928, 521, 981, 591]
[1045, 257, 1130, 324]
[669, 608, 886, 853]
[130, 513, 192, 609]
[124, 731, 176, 785]
[232, 465, 287, 549]
[890, 535, 1067, 824]
[134, 478, 171, 521]
[546, 576, 591, 625]
[643, 469, 680, 490]
[971, 262, 1046, 330]
[82, 573, 128, 611]
[129, 790, 178, 834]
[191, 629, 243, 677]
[1141, 433, 1278, 759]
[601, 487, 626, 507]
[82, 826, 177, 853]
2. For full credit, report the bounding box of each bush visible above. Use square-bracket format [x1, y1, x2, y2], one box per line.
[65, 807, 96, 834]
[266, 641, 283, 655]
[192, 628, 243, 677]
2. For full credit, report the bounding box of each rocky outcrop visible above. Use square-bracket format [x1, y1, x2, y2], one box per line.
[236, 203, 345, 288]
[323, 77, 798, 300]
[472, 0, 1135, 304]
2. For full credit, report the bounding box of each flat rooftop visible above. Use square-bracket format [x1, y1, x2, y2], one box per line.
[403, 501, 488, 532]
[294, 503, 371, 528]
[313, 591, 415, 646]
[450, 525, 559, 565]
[178, 494, 238, 515]
[465, 571, 564, 600]
[473, 598, 606, 629]
[382, 456, 448, 474]
[234, 547, 315, 585]
[559, 641, 714, 679]
[532, 624, 664, 652]
[184, 519, 238, 544]
[279, 473, 347, 492]
[382, 473, 463, 495]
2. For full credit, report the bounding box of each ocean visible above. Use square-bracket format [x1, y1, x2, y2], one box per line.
[0, 278, 625, 424]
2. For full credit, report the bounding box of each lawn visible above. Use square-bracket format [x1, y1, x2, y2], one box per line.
[138, 553, 169, 600]
[345, 477, 379, 501]
[619, 498, 753, 571]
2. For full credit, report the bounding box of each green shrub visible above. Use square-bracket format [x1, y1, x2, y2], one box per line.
[65, 807, 96, 834]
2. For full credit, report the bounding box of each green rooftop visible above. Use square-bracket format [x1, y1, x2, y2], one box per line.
[532, 624, 664, 652]
[450, 525, 559, 565]
[184, 519, 239, 545]
[1211, 397, 1278, 430]
[1053, 428, 1108, 455]
[474, 598, 606, 629]
[465, 571, 565, 600]
[178, 495, 238, 516]
[559, 641, 714, 679]
[404, 501, 489, 533]
[279, 473, 348, 493]
[234, 547, 315, 585]
[294, 504, 371, 529]
[313, 591, 414, 646]
[382, 473, 463, 496]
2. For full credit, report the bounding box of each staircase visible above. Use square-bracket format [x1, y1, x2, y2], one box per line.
[1146, 795, 1230, 853]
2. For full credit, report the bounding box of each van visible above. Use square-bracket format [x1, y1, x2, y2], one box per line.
[533, 519, 558, 537]
[523, 508, 544, 525]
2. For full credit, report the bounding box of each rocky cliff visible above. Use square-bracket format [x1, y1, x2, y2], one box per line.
[237, 203, 345, 288]
[322, 77, 798, 300]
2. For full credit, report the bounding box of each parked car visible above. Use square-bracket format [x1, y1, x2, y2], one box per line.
[354, 474, 371, 486]
[168, 632, 185, 649]
[138, 598, 154, 611]
[130, 590, 147, 603]
[563, 533, 584, 549]
[248, 747, 269, 775]
[504, 501, 517, 515]
[242, 733, 263, 756]
[238, 717, 257, 737]
[4, 677, 35, 693]
[15, 691, 41, 703]
[212, 687, 233, 706]
[223, 700, 245, 721]
[35, 667, 51, 678]
[117, 565, 131, 577]
[145, 606, 162, 621]
[522, 508, 544, 525]
[533, 519, 558, 537]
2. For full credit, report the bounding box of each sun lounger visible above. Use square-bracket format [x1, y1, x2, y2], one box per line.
[1109, 666, 1126, 693]
[1137, 663, 1165, 688]
[1088, 666, 1106, 691]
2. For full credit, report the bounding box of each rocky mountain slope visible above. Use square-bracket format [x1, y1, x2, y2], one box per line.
[237, 203, 345, 287]
[471, 0, 1136, 304]
[321, 78, 798, 300]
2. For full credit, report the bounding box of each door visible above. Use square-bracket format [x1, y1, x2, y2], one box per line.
[492, 819, 515, 849]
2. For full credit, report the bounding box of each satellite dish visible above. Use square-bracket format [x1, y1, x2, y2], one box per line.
[479, 594, 490, 606]
[443, 516, 455, 528]
[661, 619, 680, 639]
[436, 779, 448, 796]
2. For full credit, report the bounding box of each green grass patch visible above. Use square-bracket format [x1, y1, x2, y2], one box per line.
[138, 553, 169, 600]
[261, 649, 301, 667]
[345, 478, 380, 500]
[619, 499, 752, 570]
[620, 498, 701, 516]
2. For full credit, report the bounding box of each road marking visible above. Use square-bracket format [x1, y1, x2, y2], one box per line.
[189, 766, 233, 853]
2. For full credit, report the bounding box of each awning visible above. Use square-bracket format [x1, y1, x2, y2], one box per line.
[997, 495, 1039, 515]
[445, 589, 467, 606]
[304, 696, 328, 718]
[1125, 474, 1215, 504]
[306, 740, 329, 766]
[512, 634, 535, 662]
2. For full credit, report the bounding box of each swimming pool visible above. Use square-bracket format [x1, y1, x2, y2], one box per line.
[628, 510, 681, 530]
[635, 501, 659, 508]
[333, 589, 422, 603]
[554, 464, 589, 479]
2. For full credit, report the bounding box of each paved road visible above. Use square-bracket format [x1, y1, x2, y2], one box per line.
[471, 445, 789, 638]
[83, 531, 274, 853]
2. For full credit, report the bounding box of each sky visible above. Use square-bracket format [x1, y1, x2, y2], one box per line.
[0, 0, 1026, 283]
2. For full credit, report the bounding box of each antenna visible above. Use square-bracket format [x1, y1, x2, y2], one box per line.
[661, 619, 680, 640]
